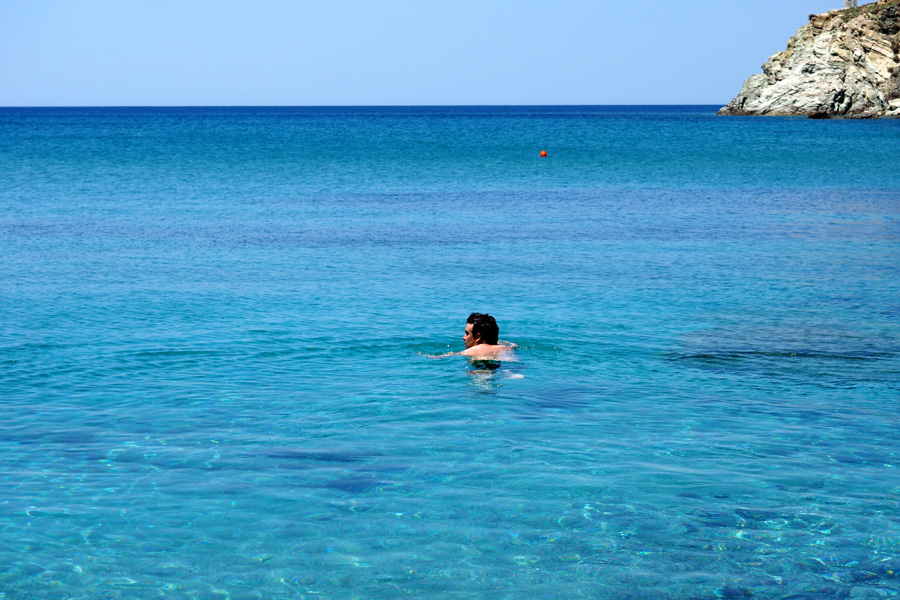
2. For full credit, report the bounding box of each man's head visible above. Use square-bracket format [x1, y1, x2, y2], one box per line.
[464, 313, 499, 347]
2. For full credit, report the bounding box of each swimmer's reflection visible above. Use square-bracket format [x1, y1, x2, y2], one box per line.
[470, 358, 525, 380]
[469, 359, 502, 373]
[467, 359, 502, 389]
[467, 359, 526, 389]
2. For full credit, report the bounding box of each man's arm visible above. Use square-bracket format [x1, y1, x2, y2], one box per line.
[422, 351, 459, 359]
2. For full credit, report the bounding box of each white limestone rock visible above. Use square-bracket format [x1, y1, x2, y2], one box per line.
[719, 0, 900, 117]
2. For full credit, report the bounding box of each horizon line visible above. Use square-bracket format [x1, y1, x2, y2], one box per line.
[0, 103, 725, 109]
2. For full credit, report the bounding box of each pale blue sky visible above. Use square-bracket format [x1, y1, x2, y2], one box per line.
[1, 1, 853, 106]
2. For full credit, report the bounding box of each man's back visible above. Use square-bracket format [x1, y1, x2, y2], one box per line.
[460, 343, 515, 359]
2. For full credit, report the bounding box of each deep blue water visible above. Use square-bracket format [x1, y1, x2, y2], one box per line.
[1, 106, 899, 599]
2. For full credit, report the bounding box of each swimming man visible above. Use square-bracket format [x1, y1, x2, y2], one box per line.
[458, 313, 516, 358]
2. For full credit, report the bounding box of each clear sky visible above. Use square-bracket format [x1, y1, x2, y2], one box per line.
[1, 0, 856, 107]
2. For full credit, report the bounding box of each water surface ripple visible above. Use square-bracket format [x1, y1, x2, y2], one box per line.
[1, 106, 899, 599]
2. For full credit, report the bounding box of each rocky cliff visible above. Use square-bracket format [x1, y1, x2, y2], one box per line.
[719, 0, 900, 117]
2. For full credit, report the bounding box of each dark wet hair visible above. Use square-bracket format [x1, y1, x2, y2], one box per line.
[467, 312, 499, 345]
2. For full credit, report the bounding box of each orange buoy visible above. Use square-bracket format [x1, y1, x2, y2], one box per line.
[540, 150, 548, 157]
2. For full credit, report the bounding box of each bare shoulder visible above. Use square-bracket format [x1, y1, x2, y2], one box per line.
[461, 344, 515, 358]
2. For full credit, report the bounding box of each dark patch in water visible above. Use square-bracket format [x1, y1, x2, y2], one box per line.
[469, 359, 501, 371]
[363, 462, 410, 474]
[324, 477, 380, 493]
[525, 384, 600, 410]
[672, 350, 890, 362]
[690, 509, 737, 528]
[779, 585, 851, 599]
[673, 326, 899, 389]
[734, 507, 787, 520]
[846, 570, 879, 583]
[718, 587, 753, 599]
[873, 560, 900, 576]
[263, 449, 373, 463]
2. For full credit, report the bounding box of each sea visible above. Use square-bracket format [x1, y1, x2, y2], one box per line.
[1, 106, 899, 599]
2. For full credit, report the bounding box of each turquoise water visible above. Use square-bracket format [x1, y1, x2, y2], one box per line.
[1, 106, 899, 599]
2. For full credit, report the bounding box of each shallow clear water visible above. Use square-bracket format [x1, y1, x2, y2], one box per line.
[1, 106, 899, 599]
